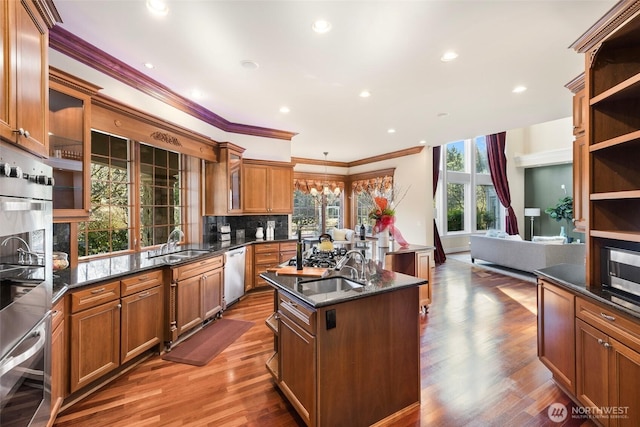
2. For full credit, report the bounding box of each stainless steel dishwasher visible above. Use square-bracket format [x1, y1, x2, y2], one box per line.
[224, 246, 246, 308]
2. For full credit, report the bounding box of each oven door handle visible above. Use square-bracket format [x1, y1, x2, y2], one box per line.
[0, 323, 46, 377]
[0, 200, 49, 212]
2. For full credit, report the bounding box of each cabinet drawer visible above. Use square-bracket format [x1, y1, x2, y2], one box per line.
[278, 291, 316, 335]
[174, 255, 223, 281]
[256, 252, 279, 264]
[279, 241, 297, 252]
[70, 281, 120, 314]
[255, 243, 280, 253]
[576, 296, 640, 352]
[52, 298, 65, 331]
[121, 269, 163, 296]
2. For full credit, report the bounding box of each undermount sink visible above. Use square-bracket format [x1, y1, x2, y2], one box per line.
[299, 276, 364, 296]
[151, 249, 211, 263]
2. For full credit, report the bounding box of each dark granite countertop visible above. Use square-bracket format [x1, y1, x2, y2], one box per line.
[535, 264, 640, 319]
[260, 266, 427, 308]
[52, 237, 296, 303]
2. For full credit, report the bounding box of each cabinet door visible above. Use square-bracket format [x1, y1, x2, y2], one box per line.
[202, 268, 223, 320]
[176, 275, 203, 336]
[243, 163, 269, 213]
[572, 135, 588, 233]
[416, 251, 431, 310]
[0, 2, 9, 134]
[120, 286, 163, 363]
[69, 300, 121, 393]
[572, 88, 586, 136]
[609, 337, 640, 427]
[279, 313, 316, 425]
[576, 319, 609, 415]
[11, 0, 48, 156]
[268, 166, 293, 213]
[537, 280, 576, 394]
[50, 316, 66, 415]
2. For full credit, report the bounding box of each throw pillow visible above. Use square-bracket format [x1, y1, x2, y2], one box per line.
[332, 229, 347, 241]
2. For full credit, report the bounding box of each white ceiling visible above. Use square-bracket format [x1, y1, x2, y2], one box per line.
[51, 0, 616, 162]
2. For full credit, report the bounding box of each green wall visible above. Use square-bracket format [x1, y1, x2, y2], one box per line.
[524, 164, 584, 242]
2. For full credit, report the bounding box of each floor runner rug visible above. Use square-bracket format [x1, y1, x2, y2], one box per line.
[162, 318, 254, 366]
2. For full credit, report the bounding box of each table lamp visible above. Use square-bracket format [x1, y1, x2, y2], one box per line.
[524, 208, 541, 239]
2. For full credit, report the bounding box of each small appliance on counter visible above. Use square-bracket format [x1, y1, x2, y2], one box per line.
[219, 224, 231, 241]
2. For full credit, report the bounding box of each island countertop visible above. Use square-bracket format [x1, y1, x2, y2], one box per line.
[260, 267, 427, 308]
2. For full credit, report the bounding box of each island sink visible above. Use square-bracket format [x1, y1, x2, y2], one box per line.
[298, 276, 364, 296]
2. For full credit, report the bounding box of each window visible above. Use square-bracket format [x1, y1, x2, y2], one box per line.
[78, 131, 184, 258]
[292, 177, 344, 236]
[437, 136, 501, 234]
[352, 173, 394, 235]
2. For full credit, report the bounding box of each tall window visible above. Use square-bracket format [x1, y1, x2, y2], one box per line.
[437, 136, 501, 234]
[292, 177, 344, 236]
[78, 130, 184, 257]
[352, 173, 393, 235]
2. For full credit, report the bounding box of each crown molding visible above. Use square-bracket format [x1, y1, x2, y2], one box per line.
[564, 73, 585, 94]
[49, 26, 298, 142]
[570, 0, 640, 53]
[292, 146, 424, 168]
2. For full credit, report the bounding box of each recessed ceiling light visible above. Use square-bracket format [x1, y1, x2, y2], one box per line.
[144, 62, 154, 69]
[190, 89, 203, 99]
[279, 106, 290, 114]
[419, 140, 426, 144]
[359, 90, 371, 98]
[441, 51, 458, 62]
[513, 85, 527, 93]
[146, 0, 169, 16]
[387, 128, 396, 134]
[240, 60, 259, 70]
[312, 19, 332, 34]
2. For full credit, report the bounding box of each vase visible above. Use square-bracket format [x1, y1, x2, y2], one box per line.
[560, 226, 567, 238]
[377, 230, 390, 248]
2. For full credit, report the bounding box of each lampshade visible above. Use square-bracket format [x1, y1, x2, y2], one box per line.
[524, 208, 540, 217]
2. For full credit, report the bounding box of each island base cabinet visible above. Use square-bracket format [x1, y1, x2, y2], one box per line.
[279, 314, 315, 426]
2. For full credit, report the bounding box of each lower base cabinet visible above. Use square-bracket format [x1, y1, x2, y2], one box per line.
[385, 248, 433, 312]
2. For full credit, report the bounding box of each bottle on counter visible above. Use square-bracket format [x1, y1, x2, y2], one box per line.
[360, 224, 366, 240]
[296, 229, 303, 270]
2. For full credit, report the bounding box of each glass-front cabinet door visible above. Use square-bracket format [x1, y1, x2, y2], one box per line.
[46, 68, 100, 221]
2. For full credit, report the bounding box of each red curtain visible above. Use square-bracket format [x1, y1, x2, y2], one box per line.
[432, 146, 446, 264]
[486, 132, 519, 235]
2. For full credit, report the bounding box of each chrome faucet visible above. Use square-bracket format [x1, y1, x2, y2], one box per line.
[167, 229, 185, 253]
[334, 250, 367, 282]
[1, 236, 37, 264]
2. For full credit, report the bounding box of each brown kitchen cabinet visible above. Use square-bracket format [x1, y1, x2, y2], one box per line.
[47, 68, 100, 221]
[566, 75, 588, 234]
[167, 255, 224, 346]
[253, 242, 293, 289]
[266, 285, 420, 426]
[537, 279, 576, 394]
[243, 160, 293, 214]
[0, 0, 59, 157]
[384, 246, 433, 312]
[50, 297, 66, 422]
[204, 142, 245, 215]
[69, 270, 164, 393]
[575, 296, 640, 426]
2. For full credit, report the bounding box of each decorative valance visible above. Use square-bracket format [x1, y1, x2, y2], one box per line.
[294, 177, 345, 195]
[351, 175, 393, 194]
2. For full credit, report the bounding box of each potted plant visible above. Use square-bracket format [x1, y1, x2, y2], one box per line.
[545, 195, 573, 238]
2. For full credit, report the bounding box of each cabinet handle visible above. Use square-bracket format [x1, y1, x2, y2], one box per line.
[138, 275, 149, 281]
[52, 310, 61, 317]
[600, 312, 616, 322]
[13, 128, 29, 138]
[91, 287, 106, 294]
[137, 291, 151, 298]
[289, 301, 297, 308]
[597, 338, 612, 349]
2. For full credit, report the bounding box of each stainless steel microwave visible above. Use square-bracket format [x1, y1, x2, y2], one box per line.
[604, 247, 640, 298]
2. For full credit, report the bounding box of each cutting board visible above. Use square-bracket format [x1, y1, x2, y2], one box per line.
[273, 266, 328, 277]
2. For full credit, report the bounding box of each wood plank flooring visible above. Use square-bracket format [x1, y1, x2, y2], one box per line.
[53, 257, 595, 427]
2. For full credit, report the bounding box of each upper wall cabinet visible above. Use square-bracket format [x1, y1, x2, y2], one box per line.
[0, 0, 60, 157]
[47, 68, 101, 221]
[204, 142, 245, 215]
[243, 160, 293, 214]
[566, 74, 588, 234]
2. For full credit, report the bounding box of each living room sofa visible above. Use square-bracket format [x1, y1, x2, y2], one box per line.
[469, 235, 585, 273]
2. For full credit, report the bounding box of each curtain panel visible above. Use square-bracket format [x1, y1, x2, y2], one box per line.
[350, 175, 393, 195]
[432, 146, 446, 264]
[293, 177, 344, 194]
[486, 131, 519, 235]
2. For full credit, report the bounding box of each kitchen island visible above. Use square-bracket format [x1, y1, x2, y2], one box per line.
[261, 270, 426, 427]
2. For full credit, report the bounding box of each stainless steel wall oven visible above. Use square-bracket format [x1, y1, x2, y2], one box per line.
[0, 142, 53, 427]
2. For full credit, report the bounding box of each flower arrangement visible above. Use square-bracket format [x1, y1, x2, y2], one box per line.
[361, 186, 409, 247]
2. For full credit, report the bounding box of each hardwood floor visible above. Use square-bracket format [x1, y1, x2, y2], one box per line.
[53, 258, 594, 427]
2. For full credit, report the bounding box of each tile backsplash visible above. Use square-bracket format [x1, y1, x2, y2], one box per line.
[204, 215, 289, 242]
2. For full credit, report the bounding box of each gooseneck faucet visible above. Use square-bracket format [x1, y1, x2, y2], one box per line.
[167, 229, 185, 253]
[1, 236, 37, 264]
[334, 250, 367, 282]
